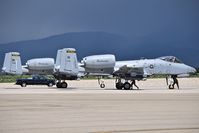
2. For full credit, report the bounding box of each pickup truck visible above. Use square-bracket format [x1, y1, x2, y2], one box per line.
[16, 75, 55, 87]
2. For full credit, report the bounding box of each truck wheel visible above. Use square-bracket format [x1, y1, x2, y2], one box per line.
[21, 82, 26, 87]
[48, 82, 53, 87]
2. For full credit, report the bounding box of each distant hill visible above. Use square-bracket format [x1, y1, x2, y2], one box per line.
[0, 31, 198, 68]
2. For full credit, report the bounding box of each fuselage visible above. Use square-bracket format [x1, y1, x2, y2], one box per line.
[115, 58, 196, 76]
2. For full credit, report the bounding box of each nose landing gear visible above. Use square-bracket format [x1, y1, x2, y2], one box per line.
[98, 76, 105, 88]
[166, 75, 179, 89]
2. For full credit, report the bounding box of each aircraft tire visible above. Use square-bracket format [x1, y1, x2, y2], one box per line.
[56, 82, 61, 88]
[100, 84, 105, 88]
[61, 82, 68, 88]
[169, 85, 174, 89]
[123, 82, 131, 90]
[116, 82, 123, 90]
[21, 82, 26, 87]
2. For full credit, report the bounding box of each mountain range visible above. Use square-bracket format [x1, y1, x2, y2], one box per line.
[0, 31, 198, 68]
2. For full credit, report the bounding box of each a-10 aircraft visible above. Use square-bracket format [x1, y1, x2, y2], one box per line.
[2, 48, 196, 89]
[80, 54, 196, 89]
[2, 48, 83, 88]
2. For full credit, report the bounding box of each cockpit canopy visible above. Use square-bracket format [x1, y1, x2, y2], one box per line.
[158, 56, 182, 64]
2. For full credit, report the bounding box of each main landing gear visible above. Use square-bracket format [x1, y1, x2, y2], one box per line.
[56, 80, 68, 88]
[116, 79, 124, 90]
[115, 78, 139, 90]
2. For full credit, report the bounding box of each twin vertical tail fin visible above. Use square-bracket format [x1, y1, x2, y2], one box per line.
[2, 52, 22, 75]
[2, 48, 79, 76]
[55, 48, 79, 76]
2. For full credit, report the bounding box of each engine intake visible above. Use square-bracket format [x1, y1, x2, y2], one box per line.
[82, 54, 116, 69]
[26, 58, 54, 70]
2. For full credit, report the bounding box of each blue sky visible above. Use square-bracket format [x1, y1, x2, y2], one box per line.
[0, 0, 198, 43]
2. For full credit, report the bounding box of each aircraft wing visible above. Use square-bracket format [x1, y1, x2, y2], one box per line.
[113, 65, 147, 80]
[84, 73, 111, 76]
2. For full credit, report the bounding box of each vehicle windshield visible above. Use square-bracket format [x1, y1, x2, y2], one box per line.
[32, 75, 46, 80]
[32, 75, 54, 80]
[158, 56, 182, 64]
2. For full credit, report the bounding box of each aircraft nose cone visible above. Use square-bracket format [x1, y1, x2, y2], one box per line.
[192, 67, 196, 73]
[189, 66, 196, 73]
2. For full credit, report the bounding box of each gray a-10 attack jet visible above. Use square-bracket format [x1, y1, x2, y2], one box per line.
[80, 54, 196, 89]
[2, 48, 82, 88]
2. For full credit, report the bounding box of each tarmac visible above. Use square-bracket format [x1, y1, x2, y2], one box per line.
[0, 78, 199, 133]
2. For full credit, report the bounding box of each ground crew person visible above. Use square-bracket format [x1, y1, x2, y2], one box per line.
[172, 75, 179, 89]
[131, 79, 139, 89]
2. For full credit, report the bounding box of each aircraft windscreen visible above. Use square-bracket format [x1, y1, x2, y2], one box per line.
[159, 56, 182, 64]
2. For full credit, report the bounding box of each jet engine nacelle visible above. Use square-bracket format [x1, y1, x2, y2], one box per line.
[82, 54, 116, 69]
[26, 58, 54, 70]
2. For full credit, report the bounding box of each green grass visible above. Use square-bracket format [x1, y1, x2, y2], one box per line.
[190, 73, 199, 77]
[0, 75, 31, 83]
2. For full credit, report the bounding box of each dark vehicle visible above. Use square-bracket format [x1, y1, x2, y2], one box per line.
[16, 75, 55, 87]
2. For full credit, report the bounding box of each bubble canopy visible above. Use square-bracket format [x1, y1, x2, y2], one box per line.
[158, 56, 182, 64]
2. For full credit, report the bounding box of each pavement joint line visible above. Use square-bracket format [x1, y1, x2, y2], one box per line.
[92, 127, 199, 133]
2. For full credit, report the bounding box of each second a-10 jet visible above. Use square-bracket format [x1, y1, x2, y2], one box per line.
[2, 48, 83, 88]
[80, 54, 196, 89]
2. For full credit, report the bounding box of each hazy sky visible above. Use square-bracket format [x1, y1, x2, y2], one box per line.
[0, 0, 198, 43]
